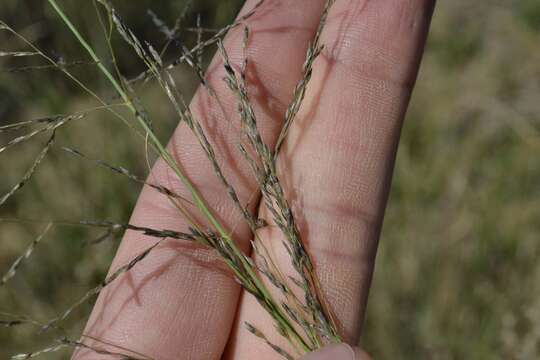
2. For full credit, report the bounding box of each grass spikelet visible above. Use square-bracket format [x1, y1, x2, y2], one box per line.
[274, 0, 335, 157]
[0, 114, 81, 154]
[0, 313, 40, 329]
[0, 116, 63, 133]
[0, 132, 56, 207]
[3, 60, 98, 74]
[128, 0, 264, 85]
[11, 342, 69, 360]
[246, 322, 295, 360]
[0, 223, 52, 287]
[195, 14, 204, 70]
[0, 51, 39, 57]
[147, 0, 192, 56]
[79, 220, 196, 243]
[147, 9, 175, 40]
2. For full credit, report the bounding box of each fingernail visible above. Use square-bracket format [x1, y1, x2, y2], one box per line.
[300, 343, 355, 360]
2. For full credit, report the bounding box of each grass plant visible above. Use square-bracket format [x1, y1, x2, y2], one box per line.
[1, 0, 341, 358]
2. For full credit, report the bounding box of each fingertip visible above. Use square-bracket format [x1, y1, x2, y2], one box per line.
[355, 346, 373, 360]
[300, 343, 371, 360]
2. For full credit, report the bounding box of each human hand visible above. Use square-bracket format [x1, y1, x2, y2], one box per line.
[75, 0, 435, 359]
[301, 344, 370, 360]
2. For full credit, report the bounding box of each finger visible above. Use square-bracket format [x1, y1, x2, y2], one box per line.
[300, 344, 371, 360]
[226, 0, 435, 358]
[75, 1, 331, 359]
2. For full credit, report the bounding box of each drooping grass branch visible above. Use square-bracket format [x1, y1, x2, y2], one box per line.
[11, 337, 148, 360]
[0, 132, 57, 207]
[0, 223, 52, 287]
[274, 0, 335, 158]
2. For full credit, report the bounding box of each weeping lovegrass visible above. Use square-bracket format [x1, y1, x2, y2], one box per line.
[0, 0, 339, 358]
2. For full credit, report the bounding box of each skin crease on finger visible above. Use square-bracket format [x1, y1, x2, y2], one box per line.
[73, 1, 333, 359]
[224, 0, 435, 359]
[74, 0, 435, 359]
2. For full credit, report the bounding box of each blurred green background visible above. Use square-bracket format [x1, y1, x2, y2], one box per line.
[1, 1, 539, 359]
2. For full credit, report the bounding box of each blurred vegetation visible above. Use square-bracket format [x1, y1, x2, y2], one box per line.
[0, 1, 539, 359]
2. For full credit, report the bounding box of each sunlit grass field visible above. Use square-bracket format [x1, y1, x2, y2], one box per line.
[1, 1, 539, 358]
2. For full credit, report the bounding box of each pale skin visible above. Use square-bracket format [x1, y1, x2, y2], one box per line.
[74, 0, 435, 359]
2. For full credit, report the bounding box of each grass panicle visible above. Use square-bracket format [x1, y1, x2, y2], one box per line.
[1, 0, 341, 358]
[0, 223, 52, 287]
[216, 1, 340, 345]
[274, 0, 335, 158]
[0, 132, 57, 207]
